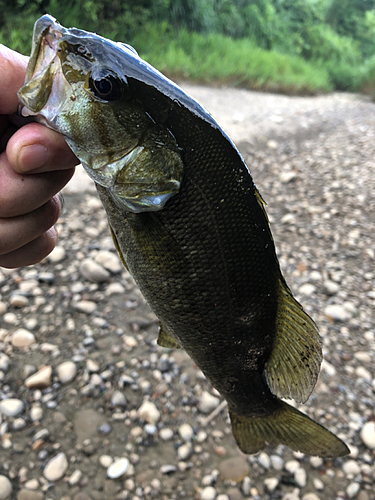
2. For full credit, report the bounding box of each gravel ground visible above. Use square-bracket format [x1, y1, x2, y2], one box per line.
[0, 85, 374, 500]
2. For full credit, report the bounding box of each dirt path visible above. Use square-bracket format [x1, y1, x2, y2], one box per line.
[0, 86, 374, 500]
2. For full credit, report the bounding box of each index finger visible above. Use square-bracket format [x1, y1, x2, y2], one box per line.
[0, 45, 28, 114]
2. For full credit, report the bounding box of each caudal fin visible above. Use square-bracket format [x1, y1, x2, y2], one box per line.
[229, 400, 349, 457]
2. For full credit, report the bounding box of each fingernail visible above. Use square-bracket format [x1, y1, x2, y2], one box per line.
[18, 144, 49, 172]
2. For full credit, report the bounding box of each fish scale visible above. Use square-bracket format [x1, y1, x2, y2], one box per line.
[18, 14, 349, 458]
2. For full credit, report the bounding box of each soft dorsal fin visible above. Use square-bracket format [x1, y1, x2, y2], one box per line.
[264, 278, 322, 404]
[157, 322, 182, 349]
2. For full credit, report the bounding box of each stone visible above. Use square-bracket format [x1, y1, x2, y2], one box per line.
[0, 302, 7, 315]
[160, 428, 174, 441]
[200, 486, 216, 500]
[106, 283, 125, 295]
[302, 495, 321, 500]
[323, 280, 339, 295]
[95, 251, 122, 273]
[198, 391, 220, 414]
[107, 458, 130, 479]
[354, 351, 372, 363]
[218, 457, 250, 482]
[270, 455, 284, 470]
[0, 354, 9, 372]
[68, 469, 82, 486]
[179, 423, 194, 442]
[177, 443, 192, 461]
[74, 300, 97, 314]
[57, 361, 77, 384]
[0, 399, 24, 417]
[258, 452, 271, 469]
[17, 490, 45, 500]
[285, 460, 300, 473]
[80, 258, 110, 282]
[360, 421, 375, 449]
[137, 401, 160, 424]
[12, 418, 26, 430]
[100, 455, 113, 468]
[48, 246, 66, 262]
[10, 295, 29, 307]
[0, 475, 12, 500]
[309, 457, 323, 468]
[294, 467, 307, 488]
[346, 482, 360, 499]
[86, 359, 100, 373]
[343, 460, 361, 477]
[111, 391, 127, 407]
[25, 366, 52, 389]
[43, 452, 69, 481]
[299, 283, 316, 296]
[324, 304, 350, 321]
[11, 328, 35, 347]
[264, 477, 278, 493]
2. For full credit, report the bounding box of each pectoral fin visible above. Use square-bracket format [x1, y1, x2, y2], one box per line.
[229, 401, 349, 457]
[109, 225, 130, 272]
[264, 278, 322, 404]
[157, 322, 182, 349]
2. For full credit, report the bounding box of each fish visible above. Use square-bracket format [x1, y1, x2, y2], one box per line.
[18, 15, 349, 457]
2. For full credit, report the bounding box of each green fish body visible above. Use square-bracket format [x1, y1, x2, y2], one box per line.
[18, 15, 349, 457]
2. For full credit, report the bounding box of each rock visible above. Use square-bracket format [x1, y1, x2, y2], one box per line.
[107, 458, 130, 479]
[356, 366, 372, 380]
[360, 421, 375, 449]
[218, 457, 250, 482]
[299, 283, 316, 296]
[0, 475, 12, 500]
[258, 452, 271, 469]
[11, 328, 35, 347]
[160, 428, 174, 441]
[10, 295, 29, 307]
[264, 477, 279, 493]
[74, 300, 97, 314]
[57, 361, 77, 384]
[68, 469, 82, 486]
[12, 418, 26, 430]
[95, 250, 122, 273]
[200, 486, 216, 500]
[25, 366, 52, 389]
[86, 359, 100, 373]
[0, 354, 9, 372]
[177, 443, 193, 461]
[302, 494, 321, 500]
[137, 401, 160, 424]
[270, 455, 284, 470]
[30, 405, 43, 422]
[48, 246, 66, 262]
[0, 399, 24, 417]
[323, 280, 339, 295]
[280, 171, 297, 183]
[285, 460, 300, 473]
[100, 455, 113, 468]
[17, 490, 45, 500]
[354, 351, 372, 363]
[294, 467, 307, 488]
[198, 391, 220, 414]
[343, 460, 361, 477]
[179, 423, 194, 442]
[43, 452, 69, 481]
[324, 304, 350, 321]
[79, 258, 110, 282]
[0, 302, 7, 315]
[111, 391, 127, 407]
[309, 457, 323, 468]
[346, 482, 360, 499]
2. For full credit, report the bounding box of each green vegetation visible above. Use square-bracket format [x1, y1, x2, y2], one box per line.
[1, 0, 375, 95]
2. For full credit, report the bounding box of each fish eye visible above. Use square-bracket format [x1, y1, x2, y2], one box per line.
[88, 68, 125, 101]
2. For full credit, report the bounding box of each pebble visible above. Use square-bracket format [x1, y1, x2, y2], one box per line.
[264, 477, 279, 492]
[270, 455, 284, 470]
[107, 458, 130, 479]
[160, 465, 177, 475]
[294, 467, 307, 488]
[343, 460, 361, 477]
[285, 460, 300, 473]
[10, 295, 29, 307]
[79, 258, 110, 282]
[43, 452, 69, 481]
[0, 354, 10, 372]
[360, 421, 375, 449]
[200, 486, 216, 500]
[95, 250, 122, 273]
[48, 246, 66, 262]
[160, 428, 174, 441]
[309, 457, 323, 468]
[86, 359, 100, 372]
[258, 452, 271, 469]
[25, 365, 52, 389]
[18, 491, 45, 500]
[198, 391, 220, 414]
[57, 361, 77, 384]
[323, 280, 340, 295]
[0, 399, 24, 417]
[177, 443, 193, 461]
[324, 304, 350, 321]
[11, 328, 35, 347]
[354, 351, 372, 363]
[218, 457, 250, 482]
[68, 469, 83, 486]
[111, 391, 127, 407]
[100, 455, 113, 468]
[302, 495, 321, 500]
[346, 482, 361, 498]
[0, 475, 12, 500]
[299, 283, 316, 296]
[179, 423, 194, 442]
[137, 400, 160, 424]
[74, 300, 97, 314]
[12, 417, 26, 430]
[0, 302, 7, 315]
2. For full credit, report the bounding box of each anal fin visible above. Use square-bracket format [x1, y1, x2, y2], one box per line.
[157, 322, 182, 349]
[265, 278, 322, 404]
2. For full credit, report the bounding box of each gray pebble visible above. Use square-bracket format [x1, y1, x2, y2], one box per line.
[0, 475, 12, 500]
[80, 258, 110, 282]
[0, 399, 24, 417]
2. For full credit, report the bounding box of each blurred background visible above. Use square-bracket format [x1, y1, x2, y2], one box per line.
[1, 0, 375, 96]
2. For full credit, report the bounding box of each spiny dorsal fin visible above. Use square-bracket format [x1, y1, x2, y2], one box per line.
[157, 322, 182, 349]
[264, 278, 322, 404]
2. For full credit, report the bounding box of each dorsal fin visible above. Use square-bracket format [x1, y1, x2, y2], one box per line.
[264, 278, 322, 404]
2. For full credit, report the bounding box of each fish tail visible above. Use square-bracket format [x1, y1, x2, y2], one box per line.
[229, 400, 349, 457]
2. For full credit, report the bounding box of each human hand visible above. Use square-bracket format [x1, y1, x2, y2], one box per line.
[0, 45, 79, 268]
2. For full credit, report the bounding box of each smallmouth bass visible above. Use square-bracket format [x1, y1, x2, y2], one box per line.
[18, 15, 349, 457]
